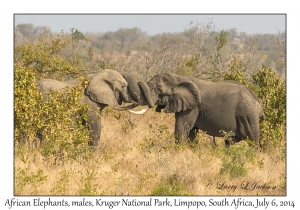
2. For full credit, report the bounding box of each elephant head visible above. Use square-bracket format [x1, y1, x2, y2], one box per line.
[86, 69, 129, 106]
[85, 69, 150, 110]
[130, 73, 201, 114]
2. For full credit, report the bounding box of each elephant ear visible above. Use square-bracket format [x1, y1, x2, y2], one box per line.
[164, 81, 200, 113]
[85, 70, 121, 106]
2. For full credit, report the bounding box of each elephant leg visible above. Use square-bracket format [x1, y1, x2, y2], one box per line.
[81, 98, 106, 146]
[174, 109, 198, 144]
[236, 115, 260, 147]
[249, 120, 260, 147]
[87, 110, 101, 146]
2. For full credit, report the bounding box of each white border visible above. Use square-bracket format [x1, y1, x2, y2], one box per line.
[1, 1, 298, 209]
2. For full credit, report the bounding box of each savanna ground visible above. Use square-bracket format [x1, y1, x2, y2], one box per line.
[14, 107, 286, 196]
[14, 21, 286, 196]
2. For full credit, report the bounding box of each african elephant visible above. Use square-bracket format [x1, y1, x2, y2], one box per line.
[36, 69, 145, 146]
[130, 73, 264, 147]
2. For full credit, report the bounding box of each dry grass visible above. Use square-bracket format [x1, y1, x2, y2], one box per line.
[14, 108, 286, 196]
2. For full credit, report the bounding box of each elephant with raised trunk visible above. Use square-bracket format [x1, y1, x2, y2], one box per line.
[36, 69, 147, 146]
[130, 73, 264, 147]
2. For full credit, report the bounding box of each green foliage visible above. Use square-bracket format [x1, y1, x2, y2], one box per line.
[220, 162, 247, 177]
[37, 87, 91, 159]
[253, 65, 286, 150]
[221, 56, 253, 86]
[209, 30, 229, 78]
[71, 28, 86, 41]
[98, 60, 115, 70]
[176, 53, 202, 76]
[108, 109, 137, 133]
[15, 167, 48, 194]
[77, 168, 99, 196]
[253, 65, 286, 127]
[120, 118, 137, 133]
[151, 175, 191, 196]
[14, 64, 41, 144]
[14, 29, 93, 162]
[51, 170, 71, 195]
[219, 141, 256, 177]
[257, 158, 265, 170]
[215, 30, 228, 51]
[14, 29, 88, 80]
[137, 123, 172, 153]
[136, 172, 156, 193]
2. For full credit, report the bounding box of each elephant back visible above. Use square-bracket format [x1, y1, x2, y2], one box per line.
[36, 79, 76, 92]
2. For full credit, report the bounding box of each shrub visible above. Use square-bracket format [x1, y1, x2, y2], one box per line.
[252, 65, 286, 150]
[219, 141, 256, 177]
[151, 174, 191, 196]
[14, 29, 93, 163]
[14, 167, 48, 195]
[38, 86, 92, 163]
[77, 168, 99, 196]
[51, 170, 71, 195]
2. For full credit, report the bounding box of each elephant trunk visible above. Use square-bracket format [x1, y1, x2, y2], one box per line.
[122, 75, 154, 108]
[138, 81, 155, 108]
[122, 74, 143, 104]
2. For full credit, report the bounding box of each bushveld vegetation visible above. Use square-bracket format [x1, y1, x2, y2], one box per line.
[14, 21, 286, 195]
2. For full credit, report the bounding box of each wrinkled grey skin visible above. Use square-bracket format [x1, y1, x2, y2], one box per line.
[139, 73, 264, 147]
[36, 69, 143, 146]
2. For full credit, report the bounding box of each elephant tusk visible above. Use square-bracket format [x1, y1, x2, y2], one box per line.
[112, 103, 139, 111]
[129, 106, 150, 115]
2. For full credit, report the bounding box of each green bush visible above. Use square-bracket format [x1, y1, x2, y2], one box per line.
[219, 141, 256, 177]
[77, 168, 99, 196]
[151, 175, 191, 196]
[14, 167, 48, 194]
[51, 169, 71, 195]
[151, 183, 190, 196]
[14, 29, 93, 163]
[252, 65, 286, 150]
